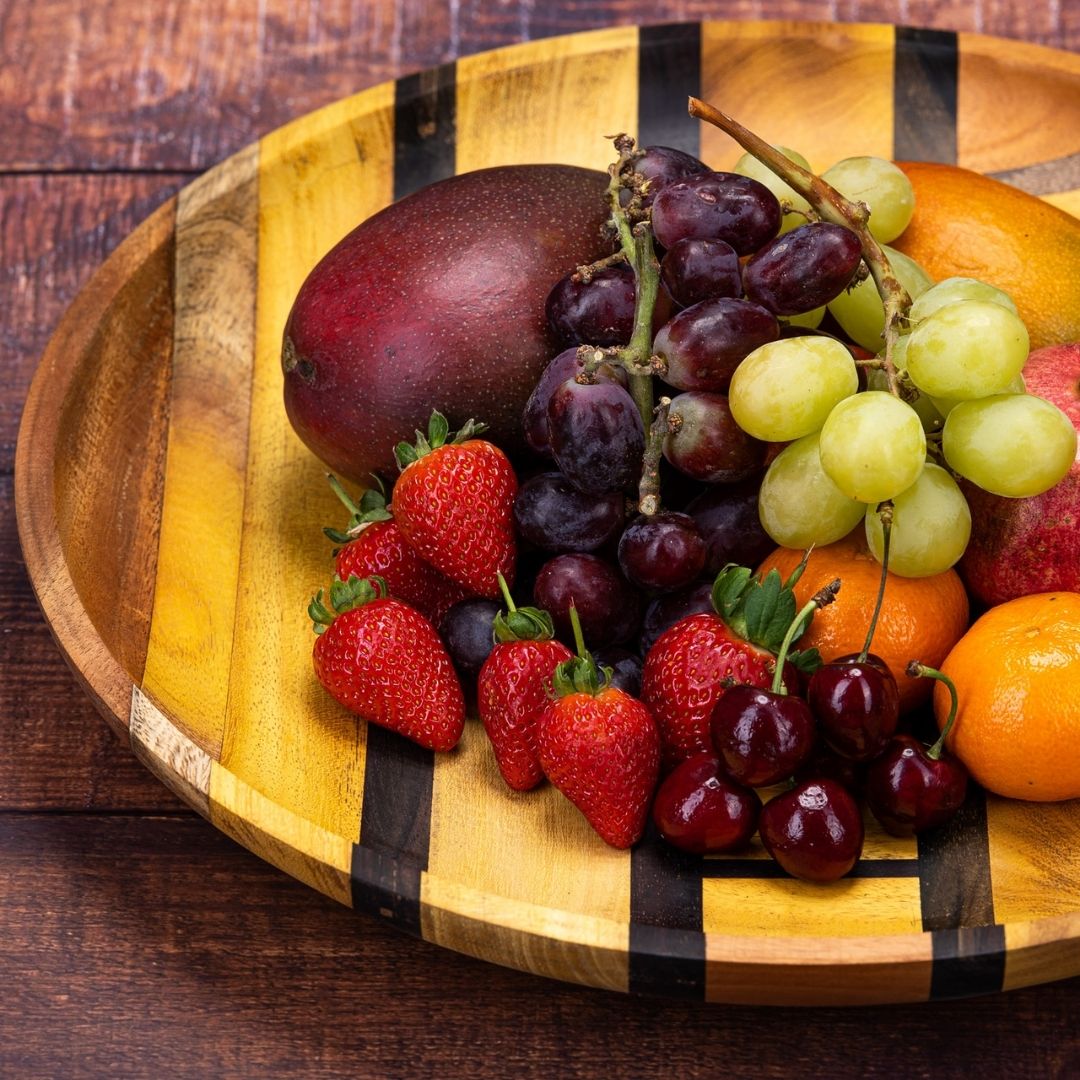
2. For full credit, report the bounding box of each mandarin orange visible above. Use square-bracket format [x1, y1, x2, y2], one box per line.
[933, 591, 1080, 802]
[758, 533, 969, 713]
[892, 161, 1080, 350]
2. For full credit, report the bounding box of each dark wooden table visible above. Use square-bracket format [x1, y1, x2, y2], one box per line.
[5, 2, 1080, 1076]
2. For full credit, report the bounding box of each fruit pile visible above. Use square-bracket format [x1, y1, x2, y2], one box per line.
[298, 100, 1080, 882]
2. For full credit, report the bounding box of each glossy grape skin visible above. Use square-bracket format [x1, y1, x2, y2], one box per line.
[732, 146, 813, 234]
[513, 471, 626, 553]
[652, 752, 761, 855]
[820, 156, 915, 243]
[532, 553, 643, 648]
[807, 657, 901, 762]
[941, 393, 1078, 498]
[709, 684, 818, 787]
[522, 347, 625, 455]
[651, 172, 782, 255]
[908, 276, 1018, 324]
[686, 480, 775, 576]
[547, 377, 645, 495]
[865, 735, 969, 837]
[728, 336, 858, 442]
[757, 433, 866, 549]
[635, 145, 711, 206]
[660, 237, 742, 308]
[546, 264, 637, 347]
[639, 582, 715, 656]
[618, 512, 708, 593]
[654, 297, 779, 393]
[439, 599, 502, 682]
[864, 463, 972, 577]
[758, 779, 865, 882]
[592, 647, 643, 698]
[742, 223, 863, 316]
[663, 391, 767, 484]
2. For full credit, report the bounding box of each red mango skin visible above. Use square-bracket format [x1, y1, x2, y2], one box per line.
[282, 165, 610, 483]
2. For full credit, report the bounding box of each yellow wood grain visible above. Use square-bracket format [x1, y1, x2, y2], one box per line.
[456, 27, 637, 173]
[212, 85, 394, 848]
[958, 35, 1080, 173]
[699, 22, 895, 172]
[141, 144, 259, 759]
[1003, 912, 1080, 992]
[1044, 190, 1080, 218]
[422, 723, 630, 989]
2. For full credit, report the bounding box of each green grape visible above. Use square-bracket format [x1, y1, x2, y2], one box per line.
[864, 464, 972, 577]
[758, 433, 867, 548]
[942, 393, 1078, 497]
[728, 337, 858, 442]
[821, 156, 916, 242]
[905, 300, 1029, 399]
[908, 276, 1018, 324]
[867, 357, 944, 433]
[928, 372, 1026, 419]
[780, 305, 826, 329]
[733, 146, 812, 235]
[828, 246, 934, 352]
[818, 390, 927, 503]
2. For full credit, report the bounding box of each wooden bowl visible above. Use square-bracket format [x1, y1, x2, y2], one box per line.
[16, 22, 1080, 1005]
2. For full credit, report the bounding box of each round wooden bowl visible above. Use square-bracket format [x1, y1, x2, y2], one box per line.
[15, 21, 1080, 1004]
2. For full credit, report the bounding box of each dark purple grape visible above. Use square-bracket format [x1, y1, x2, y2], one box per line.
[653, 297, 779, 392]
[618, 512, 708, 593]
[513, 471, 626, 553]
[640, 582, 714, 655]
[547, 377, 645, 495]
[522, 348, 626, 455]
[743, 223, 863, 315]
[439, 599, 502, 682]
[546, 265, 637, 347]
[634, 145, 711, 206]
[660, 237, 742, 308]
[664, 391, 767, 483]
[533, 553, 643, 648]
[686, 480, 775, 575]
[592, 646, 643, 697]
[651, 172, 782, 255]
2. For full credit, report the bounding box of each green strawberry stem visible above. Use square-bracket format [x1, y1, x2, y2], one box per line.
[493, 571, 556, 644]
[550, 605, 611, 697]
[394, 410, 488, 471]
[309, 574, 389, 634]
[770, 579, 841, 694]
[905, 662, 960, 760]
[687, 97, 911, 397]
[859, 503, 893, 662]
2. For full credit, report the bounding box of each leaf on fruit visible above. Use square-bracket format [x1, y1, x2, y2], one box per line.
[788, 647, 822, 675]
[741, 569, 797, 653]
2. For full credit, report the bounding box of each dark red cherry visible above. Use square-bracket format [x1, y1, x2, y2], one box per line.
[807, 653, 900, 761]
[652, 752, 761, 855]
[794, 742, 868, 797]
[758, 778, 864, 882]
[865, 734, 969, 837]
[710, 684, 817, 787]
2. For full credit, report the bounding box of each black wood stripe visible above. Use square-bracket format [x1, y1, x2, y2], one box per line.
[351, 730, 434, 935]
[893, 27, 958, 164]
[629, 821, 706, 998]
[990, 151, 1080, 196]
[930, 925, 1007, 1000]
[393, 62, 457, 200]
[637, 23, 702, 156]
[701, 857, 920, 880]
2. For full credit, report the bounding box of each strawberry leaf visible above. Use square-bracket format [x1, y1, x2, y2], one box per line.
[427, 410, 450, 449]
[741, 569, 797, 654]
[711, 564, 753, 622]
[788, 647, 822, 675]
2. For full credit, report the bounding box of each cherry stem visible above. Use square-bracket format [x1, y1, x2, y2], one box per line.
[770, 578, 841, 694]
[497, 571, 516, 613]
[687, 96, 912, 395]
[568, 603, 588, 660]
[906, 662, 959, 759]
[859, 504, 893, 661]
[638, 396, 672, 516]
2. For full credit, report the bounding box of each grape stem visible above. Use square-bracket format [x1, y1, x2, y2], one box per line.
[906, 662, 960, 760]
[770, 578, 841, 694]
[859, 505, 892, 661]
[638, 397, 673, 516]
[687, 97, 912, 397]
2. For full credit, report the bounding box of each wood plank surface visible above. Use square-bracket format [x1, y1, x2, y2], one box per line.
[5, 0, 1080, 1074]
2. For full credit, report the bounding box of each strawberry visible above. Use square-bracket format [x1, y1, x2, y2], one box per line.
[392, 411, 517, 597]
[324, 474, 470, 625]
[641, 561, 820, 772]
[536, 609, 659, 848]
[477, 574, 573, 791]
[309, 575, 464, 751]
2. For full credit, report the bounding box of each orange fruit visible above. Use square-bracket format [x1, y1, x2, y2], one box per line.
[934, 591, 1080, 802]
[757, 533, 969, 713]
[892, 161, 1080, 350]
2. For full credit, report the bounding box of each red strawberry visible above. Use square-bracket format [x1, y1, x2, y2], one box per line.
[392, 411, 517, 597]
[641, 562, 816, 772]
[325, 474, 470, 624]
[310, 575, 464, 751]
[536, 609, 659, 848]
[478, 574, 573, 791]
